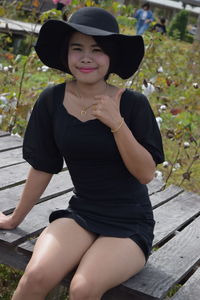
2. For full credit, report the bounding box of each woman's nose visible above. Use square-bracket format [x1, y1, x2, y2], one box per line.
[80, 51, 93, 63]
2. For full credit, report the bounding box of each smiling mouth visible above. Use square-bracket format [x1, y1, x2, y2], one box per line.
[78, 68, 97, 73]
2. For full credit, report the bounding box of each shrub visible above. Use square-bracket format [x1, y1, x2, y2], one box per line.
[168, 10, 189, 40]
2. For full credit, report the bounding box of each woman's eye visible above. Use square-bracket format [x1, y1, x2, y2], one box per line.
[93, 48, 102, 52]
[72, 47, 82, 51]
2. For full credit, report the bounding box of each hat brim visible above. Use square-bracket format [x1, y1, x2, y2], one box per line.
[35, 19, 144, 79]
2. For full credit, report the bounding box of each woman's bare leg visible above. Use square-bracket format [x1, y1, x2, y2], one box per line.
[69, 236, 146, 300]
[12, 218, 97, 300]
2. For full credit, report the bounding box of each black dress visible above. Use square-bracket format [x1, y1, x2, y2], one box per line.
[23, 82, 164, 261]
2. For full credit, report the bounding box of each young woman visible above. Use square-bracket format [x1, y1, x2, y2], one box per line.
[0, 7, 164, 300]
[134, 2, 154, 35]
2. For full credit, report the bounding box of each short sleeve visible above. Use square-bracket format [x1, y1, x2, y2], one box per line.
[23, 87, 63, 174]
[127, 91, 164, 165]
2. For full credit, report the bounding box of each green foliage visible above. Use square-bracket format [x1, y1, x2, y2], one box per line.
[0, 264, 23, 299]
[168, 10, 189, 40]
[117, 15, 136, 28]
[184, 32, 194, 43]
[167, 284, 182, 297]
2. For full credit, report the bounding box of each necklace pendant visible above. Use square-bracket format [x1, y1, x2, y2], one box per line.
[81, 110, 87, 115]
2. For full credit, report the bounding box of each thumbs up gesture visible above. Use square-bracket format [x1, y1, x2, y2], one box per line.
[92, 87, 125, 131]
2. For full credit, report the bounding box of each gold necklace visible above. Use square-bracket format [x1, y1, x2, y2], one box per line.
[80, 104, 96, 116]
[73, 82, 108, 116]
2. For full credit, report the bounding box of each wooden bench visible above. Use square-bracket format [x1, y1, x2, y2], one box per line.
[0, 130, 200, 300]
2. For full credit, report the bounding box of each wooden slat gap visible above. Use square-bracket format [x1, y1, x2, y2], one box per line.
[152, 189, 184, 209]
[178, 265, 200, 286]
[176, 212, 200, 233]
[3, 187, 74, 215]
[0, 132, 10, 137]
[153, 211, 200, 248]
[0, 145, 22, 152]
[10, 227, 45, 246]
[0, 180, 26, 191]
[153, 232, 176, 248]
[0, 161, 26, 170]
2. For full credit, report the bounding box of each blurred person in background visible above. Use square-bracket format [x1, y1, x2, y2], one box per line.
[134, 2, 154, 35]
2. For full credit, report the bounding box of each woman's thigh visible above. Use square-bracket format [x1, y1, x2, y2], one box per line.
[25, 218, 97, 287]
[71, 236, 146, 296]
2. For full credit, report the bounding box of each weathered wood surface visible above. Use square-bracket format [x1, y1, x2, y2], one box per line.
[0, 130, 10, 137]
[171, 267, 200, 300]
[0, 134, 22, 152]
[0, 170, 73, 214]
[0, 132, 200, 300]
[0, 147, 24, 168]
[0, 17, 41, 35]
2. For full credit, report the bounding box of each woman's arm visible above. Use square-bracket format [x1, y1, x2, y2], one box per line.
[112, 121, 156, 184]
[0, 167, 53, 229]
[93, 89, 156, 184]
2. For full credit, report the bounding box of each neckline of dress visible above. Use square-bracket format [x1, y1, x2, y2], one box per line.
[61, 82, 127, 124]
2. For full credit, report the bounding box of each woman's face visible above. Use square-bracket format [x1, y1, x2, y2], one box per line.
[68, 32, 110, 84]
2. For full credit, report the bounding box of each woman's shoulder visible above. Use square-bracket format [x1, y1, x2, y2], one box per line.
[123, 88, 148, 106]
[36, 82, 66, 106]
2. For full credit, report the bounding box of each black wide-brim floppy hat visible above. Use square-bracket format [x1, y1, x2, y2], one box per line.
[35, 7, 145, 79]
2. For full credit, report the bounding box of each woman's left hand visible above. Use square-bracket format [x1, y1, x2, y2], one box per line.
[92, 88, 125, 130]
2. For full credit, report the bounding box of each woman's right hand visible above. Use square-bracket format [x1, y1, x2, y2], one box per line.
[0, 212, 17, 230]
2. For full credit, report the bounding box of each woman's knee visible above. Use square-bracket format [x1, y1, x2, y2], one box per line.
[18, 265, 51, 294]
[69, 274, 101, 300]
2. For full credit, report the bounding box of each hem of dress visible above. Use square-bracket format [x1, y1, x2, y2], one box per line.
[49, 210, 152, 262]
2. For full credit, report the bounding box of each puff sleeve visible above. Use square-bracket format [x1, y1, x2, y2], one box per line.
[128, 91, 164, 165]
[23, 87, 63, 173]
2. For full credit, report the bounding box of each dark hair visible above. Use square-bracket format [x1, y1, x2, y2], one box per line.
[142, 2, 150, 9]
[93, 36, 119, 80]
[60, 30, 74, 74]
[160, 17, 166, 24]
[60, 32, 118, 80]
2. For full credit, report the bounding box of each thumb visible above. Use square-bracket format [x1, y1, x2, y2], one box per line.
[115, 88, 125, 101]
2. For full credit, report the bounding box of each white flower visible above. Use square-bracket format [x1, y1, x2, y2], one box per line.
[157, 66, 163, 73]
[158, 105, 167, 113]
[156, 116, 163, 129]
[155, 170, 163, 181]
[173, 163, 181, 170]
[125, 79, 133, 87]
[183, 142, 190, 149]
[3, 66, 9, 72]
[0, 95, 7, 103]
[160, 105, 167, 110]
[142, 82, 155, 97]
[41, 66, 49, 72]
[162, 161, 169, 168]
[193, 82, 198, 89]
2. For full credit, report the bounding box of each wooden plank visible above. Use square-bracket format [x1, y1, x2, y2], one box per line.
[122, 216, 200, 300]
[171, 267, 200, 300]
[147, 178, 164, 195]
[0, 130, 10, 137]
[0, 135, 22, 152]
[0, 191, 73, 245]
[0, 169, 73, 214]
[153, 190, 200, 246]
[150, 185, 183, 208]
[0, 17, 41, 35]
[0, 147, 24, 168]
[0, 243, 30, 271]
[0, 162, 30, 190]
